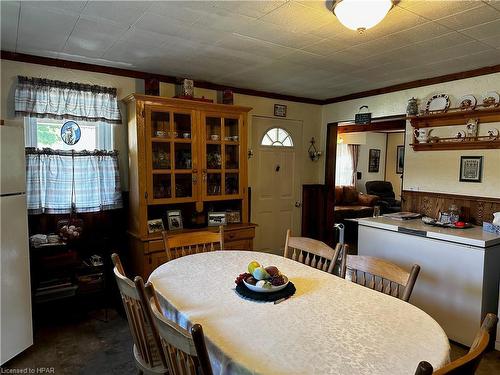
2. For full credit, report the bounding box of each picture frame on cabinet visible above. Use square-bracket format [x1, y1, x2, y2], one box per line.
[147, 219, 164, 234]
[167, 210, 183, 230]
[459, 156, 483, 183]
[208, 212, 226, 226]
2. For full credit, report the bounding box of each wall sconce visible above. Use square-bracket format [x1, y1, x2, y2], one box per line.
[308, 137, 322, 161]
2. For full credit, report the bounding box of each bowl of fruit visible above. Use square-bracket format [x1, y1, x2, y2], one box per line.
[235, 261, 289, 293]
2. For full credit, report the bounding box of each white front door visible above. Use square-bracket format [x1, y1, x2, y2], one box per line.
[250, 116, 303, 255]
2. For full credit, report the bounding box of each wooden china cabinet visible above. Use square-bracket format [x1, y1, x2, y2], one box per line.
[123, 94, 255, 278]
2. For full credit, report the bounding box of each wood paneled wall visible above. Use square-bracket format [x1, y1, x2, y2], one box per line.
[402, 190, 500, 225]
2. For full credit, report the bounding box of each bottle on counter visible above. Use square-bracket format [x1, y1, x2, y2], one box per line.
[448, 204, 460, 224]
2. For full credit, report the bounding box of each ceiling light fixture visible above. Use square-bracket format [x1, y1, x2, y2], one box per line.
[332, 0, 394, 34]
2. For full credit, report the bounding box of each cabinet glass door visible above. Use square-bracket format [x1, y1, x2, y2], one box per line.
[147, 106, 197, 204]
[201, 113, 242, 200]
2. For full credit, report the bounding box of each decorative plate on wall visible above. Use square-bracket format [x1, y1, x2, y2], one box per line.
[459, 94, 476, 110]
[482, 91, 499, 107]
[425, 94, 450, 113]
[60, 121, 81, 145]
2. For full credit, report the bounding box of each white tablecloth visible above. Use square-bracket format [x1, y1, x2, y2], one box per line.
[149, 251, 450, 375]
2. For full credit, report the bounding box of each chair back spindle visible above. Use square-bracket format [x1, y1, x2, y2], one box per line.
[284, 229, 341, 275]
[162, 226, 224, 262]
[340, 245, 420, 302]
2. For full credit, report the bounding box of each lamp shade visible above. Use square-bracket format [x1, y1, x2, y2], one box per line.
[333, 0, 393, 33]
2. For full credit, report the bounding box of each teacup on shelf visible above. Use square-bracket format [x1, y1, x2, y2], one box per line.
[155, 130, 167, 137]
[182, 132, 191, 139]
[210, 134, 220, 141]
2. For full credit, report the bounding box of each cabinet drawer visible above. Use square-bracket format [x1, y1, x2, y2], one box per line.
[148, 240, 165, 253]
[225, 240, 251, 250]
[225, 228, 255, 242]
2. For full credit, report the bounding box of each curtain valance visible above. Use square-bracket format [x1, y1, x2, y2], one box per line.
[15, 76, 122, 124]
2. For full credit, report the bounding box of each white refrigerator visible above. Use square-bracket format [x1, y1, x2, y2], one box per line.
[0, 125, 33, 364]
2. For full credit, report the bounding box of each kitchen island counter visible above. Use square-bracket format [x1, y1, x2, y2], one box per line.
[357, 216, 500, 347]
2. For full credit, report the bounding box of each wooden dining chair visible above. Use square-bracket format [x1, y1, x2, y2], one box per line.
[135, 278, 214, 375]
[162, 226, 224, 262]
[111, 253, 168, 375]
[414, 313, 498, 375]
[340, 245, 420, 302]
[283, 229, 342, 274]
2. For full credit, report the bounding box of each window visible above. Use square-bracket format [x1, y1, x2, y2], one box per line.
[335, 144, 354, 186]
[261, 127, 293, 147]
[24, 118, 113, 151]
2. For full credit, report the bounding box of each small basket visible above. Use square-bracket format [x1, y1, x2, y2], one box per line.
[57, 217, 84, 242]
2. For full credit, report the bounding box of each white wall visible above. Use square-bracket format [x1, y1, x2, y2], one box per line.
[322, 72, 500, 198]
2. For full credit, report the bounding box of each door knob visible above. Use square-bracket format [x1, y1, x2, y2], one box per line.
[295, 202, 302, 207]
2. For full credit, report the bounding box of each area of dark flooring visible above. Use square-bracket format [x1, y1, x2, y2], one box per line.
[2, 307, 500, 374]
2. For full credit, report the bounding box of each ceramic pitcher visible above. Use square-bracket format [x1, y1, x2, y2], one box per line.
[414, 128, 432, 143]
[493, 212, 500, 227]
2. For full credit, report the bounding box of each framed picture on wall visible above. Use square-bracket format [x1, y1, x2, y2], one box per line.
[368, 149, 381, 173]
[459, 156, 483, 182]
[274, 104, 287, 117]
[167, 210, 183, 230]
[396, 145, 404, 174]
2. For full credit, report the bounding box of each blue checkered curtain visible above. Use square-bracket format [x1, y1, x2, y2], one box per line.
[15, 76, 122, 124]
[26, 149, 122, 214]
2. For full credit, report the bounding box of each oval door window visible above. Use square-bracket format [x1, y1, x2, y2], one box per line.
[261, 127, 294, 147]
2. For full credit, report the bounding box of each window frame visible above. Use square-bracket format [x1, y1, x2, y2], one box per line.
[260, 127, 294, 147]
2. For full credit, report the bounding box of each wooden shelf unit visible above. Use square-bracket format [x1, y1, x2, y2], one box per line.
[409, 107, 500, 151]
[123, 94, 255, 278]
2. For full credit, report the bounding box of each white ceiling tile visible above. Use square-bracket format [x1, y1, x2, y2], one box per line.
[134, 12, 193, 36]
[215, 34, 293, 59]
[236, 20, 323, 49]
[300, 36, 354, 56]
[258, 1, 331, 33]
[81, 1, 151, 26]
[141, 1, 204, 23]
[119, 27, 169, 47]
[460, 18, 500, 40]
[434, 4, 500, 30]
[191, 9, 255, 33]
[18, 3, 79, 51]
[485, 0, 500, 11]
[63, 17, 128, 58]
[1, 1, 20, 51]
[22, 1, 87, 13]
[214, 1, 286, 18]
[399, 1, 483, 20]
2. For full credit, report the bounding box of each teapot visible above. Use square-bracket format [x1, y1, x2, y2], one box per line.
[493, 212, 500, 227]
[414, 128, 433, 143]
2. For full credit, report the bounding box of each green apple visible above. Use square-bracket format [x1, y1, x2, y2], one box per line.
[248, 261, 260, 274]
[252, 266, 270, 280]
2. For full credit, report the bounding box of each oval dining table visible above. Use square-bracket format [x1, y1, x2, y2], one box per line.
[149, 251, 450, 375]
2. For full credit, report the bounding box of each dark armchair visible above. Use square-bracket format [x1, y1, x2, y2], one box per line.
[365, 181, 401, 213]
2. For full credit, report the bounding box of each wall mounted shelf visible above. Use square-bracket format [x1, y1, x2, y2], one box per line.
[409, 106, 500, 151]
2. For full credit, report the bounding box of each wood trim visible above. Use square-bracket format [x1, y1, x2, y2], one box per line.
[401, 190, 500, 225]
[338, 119, 406, 134]
[324, 64, 500, 104]
[324, 123, 338, 246]
[1, 50, 323, 105]
[3, 51, 499, 106]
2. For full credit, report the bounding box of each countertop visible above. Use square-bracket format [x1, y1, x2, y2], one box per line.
[357, 216, 500, 248]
